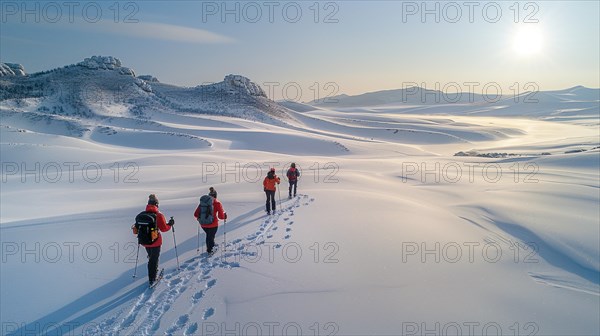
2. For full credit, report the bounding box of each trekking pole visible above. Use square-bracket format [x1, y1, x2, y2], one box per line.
[197, 225, 201, 254]
[133, 243, 140, 278]
[277, 187, 282, 214]
[170, 217, 180, 270]
[223, 218, 227, 251]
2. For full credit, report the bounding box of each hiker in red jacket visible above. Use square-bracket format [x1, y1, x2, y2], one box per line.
[194, 187, 226, 254]
[286, 163, 300, 198]
[140, 194, 173, 285]
[263, 168, 280, 215]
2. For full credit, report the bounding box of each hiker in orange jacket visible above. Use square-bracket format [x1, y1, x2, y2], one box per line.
[263, 168, 280, 215]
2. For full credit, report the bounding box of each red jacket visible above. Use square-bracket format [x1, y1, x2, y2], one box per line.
[194, 198, 225, 229]
[142, 204, 170, 248]
[263, 175, 280, 191]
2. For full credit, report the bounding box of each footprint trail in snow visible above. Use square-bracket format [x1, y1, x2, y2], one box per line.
[86, 194, 313, 336]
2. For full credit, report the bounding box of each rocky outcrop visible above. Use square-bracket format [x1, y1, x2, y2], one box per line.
[78, 56, 122, 70]
[138, 75, 159, 83]
[0, 63, 26, 77]
[223, 75, 267, 97]
[78, 56, 135, 76]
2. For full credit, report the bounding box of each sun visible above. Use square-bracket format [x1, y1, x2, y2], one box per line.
[513, 26, 544, 56]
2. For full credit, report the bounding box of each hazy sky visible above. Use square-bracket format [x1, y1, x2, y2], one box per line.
[1, 1, 599, 101]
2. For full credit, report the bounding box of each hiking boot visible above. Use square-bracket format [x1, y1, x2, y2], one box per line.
[207, 246, 218, 256]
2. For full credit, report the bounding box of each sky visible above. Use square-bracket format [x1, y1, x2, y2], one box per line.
[1, 1, 599, 101]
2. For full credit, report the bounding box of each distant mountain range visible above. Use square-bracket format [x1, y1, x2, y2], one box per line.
[304, 84, 599, 118]
[307, 85, 599, 107]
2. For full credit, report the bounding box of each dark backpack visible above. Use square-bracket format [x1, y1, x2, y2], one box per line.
[287, 168, 299, 181]
[135, 211, 158, 245]
[198, 195, 214, 225]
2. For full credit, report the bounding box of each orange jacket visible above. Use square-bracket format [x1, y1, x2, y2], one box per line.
[194, 198, 225, 229]
[263, 175, 281, 191]
[142, 204, 171, 248]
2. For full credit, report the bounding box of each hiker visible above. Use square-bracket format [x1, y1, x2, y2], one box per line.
[194, 187, 226, 254]
[133, 194, 174, 285]
[286, 163, 300, 198]
[263, 168, 280, 215]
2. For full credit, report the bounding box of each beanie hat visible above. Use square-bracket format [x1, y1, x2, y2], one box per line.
[148, 194, 159, 206]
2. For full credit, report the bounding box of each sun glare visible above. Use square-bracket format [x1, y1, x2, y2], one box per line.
[513, 26, 544, 56]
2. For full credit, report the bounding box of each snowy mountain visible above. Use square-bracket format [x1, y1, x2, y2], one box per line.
[0, 56, 297, 138]
[150, 74, 293, 123]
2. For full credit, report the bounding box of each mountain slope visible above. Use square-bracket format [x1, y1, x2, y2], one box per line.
[0, 56, 298, 133]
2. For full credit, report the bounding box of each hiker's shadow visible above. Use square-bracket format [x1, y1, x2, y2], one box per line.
[8, 274, 147, 335]
[9, 206, 267, 336]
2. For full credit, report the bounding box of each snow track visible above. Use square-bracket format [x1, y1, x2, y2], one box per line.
[86, 195, 313, 335]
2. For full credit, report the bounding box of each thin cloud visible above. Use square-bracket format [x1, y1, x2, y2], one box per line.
[3, 18, 235, 44]
[98, 21, 235, 44]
